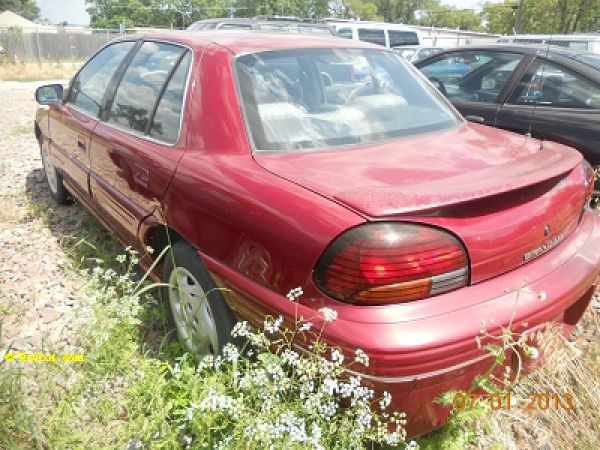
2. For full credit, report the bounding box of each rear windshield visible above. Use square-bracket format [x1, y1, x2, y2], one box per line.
[235, 48, 460, 152]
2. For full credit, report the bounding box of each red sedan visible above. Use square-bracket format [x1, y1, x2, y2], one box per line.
[34, 32, 600, 436]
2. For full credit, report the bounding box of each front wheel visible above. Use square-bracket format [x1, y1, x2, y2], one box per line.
[162, 241, 236, 356]
[39, 141, 70, 204]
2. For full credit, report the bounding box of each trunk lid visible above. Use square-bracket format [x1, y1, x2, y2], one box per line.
[254, 124, 585, 283]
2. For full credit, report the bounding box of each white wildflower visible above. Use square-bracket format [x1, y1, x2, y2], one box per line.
[527, 346, 540, 359]
[298, 321, 313, 332]
[116, 254, 126, 263]
[281, 348, 300, 367]
[146, 245, 155, 254]
[331, 348, 344, 365]
[319, 307, 338, 323]
[264, 315, 284, 334]
[379, 391, 392, 410]
[354, 348, 369, 366]
[322, 377, 338, 396]
[286, 286, 304, 301]
[223, 343, 240, 363]
[231, 321, 251, 337]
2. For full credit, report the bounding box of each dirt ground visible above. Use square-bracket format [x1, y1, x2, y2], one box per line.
[0, 80, 89, 355]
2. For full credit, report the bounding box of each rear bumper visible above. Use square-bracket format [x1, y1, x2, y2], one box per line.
[203, 209, 600, 437]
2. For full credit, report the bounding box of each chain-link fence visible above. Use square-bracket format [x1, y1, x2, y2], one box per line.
[0, 28, 123, 64]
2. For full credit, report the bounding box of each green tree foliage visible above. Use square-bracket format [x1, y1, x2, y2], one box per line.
[483, 0, 600, 34]
[86, 0, 331, 28]
[0, 0, 39, 20]
[416, 3, 483, 30]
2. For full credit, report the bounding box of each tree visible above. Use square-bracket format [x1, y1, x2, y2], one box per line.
[0, 0, 40, 20]
[416, 3, 482, 30]
[482, 0, 600, 34]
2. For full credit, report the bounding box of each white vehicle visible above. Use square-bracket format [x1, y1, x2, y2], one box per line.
[327, 20, 421, 48]
[497, 34, 600, 54]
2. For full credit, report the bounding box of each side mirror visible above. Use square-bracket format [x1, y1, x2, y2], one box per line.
[35, 84, 63, 105]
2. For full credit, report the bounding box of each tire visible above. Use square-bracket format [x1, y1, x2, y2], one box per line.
[162, 241, 236, 356]
[39, 141, 71, 204]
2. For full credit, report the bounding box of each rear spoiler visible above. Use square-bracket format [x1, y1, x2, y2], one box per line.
[334, 141, 583, 217]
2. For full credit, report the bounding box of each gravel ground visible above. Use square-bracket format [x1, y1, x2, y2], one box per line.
[0, 80, 88, 354]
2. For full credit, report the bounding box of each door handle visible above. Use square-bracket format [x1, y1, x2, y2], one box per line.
[464, 115, 485, 124]
[77, 140, 86, 151]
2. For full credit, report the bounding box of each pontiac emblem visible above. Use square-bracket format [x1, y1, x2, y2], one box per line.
[544, 224, 551, 237]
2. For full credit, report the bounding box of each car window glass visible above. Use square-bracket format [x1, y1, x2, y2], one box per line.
[514, 61, 600, 109]
[236, 48, 460, 152]
[337, 27, 352, 39]
[107, 41, 186, 135]
[420, 51, 522, 103]
[219, 23, 252, 30]
[358, 29, 386, 46]
[68, 41, 134, 116]
[148, 52, 191, 144]
[388, 30, 419, 47]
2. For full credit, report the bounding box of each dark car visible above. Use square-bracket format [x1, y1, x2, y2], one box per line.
[187, 16, 335, 35]
[416, 45, 600, 188]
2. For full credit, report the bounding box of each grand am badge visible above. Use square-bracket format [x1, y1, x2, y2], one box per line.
[524, 234, 563, 261]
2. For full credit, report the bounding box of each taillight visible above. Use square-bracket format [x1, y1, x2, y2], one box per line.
[314, 223, 469, 305]
[583, 160, 596, 203]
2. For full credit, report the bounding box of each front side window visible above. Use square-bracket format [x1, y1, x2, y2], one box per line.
[358, 29, 386, 46]
[513, 61, 600, 109]
[236, 49, 460, 152]
[107, 41, 186, 135]
[68, 41, 134, 116]
[388, 30, 419, 47]
[419, 51, 522, 103]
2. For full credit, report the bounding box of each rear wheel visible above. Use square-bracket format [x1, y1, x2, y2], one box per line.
[162, 241, 236, 356]
[39, 141, 70, 204]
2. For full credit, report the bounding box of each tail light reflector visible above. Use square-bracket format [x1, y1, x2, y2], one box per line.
[314, 223, 469, 305]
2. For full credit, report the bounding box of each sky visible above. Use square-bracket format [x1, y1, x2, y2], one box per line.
[34, 0, 494, 27]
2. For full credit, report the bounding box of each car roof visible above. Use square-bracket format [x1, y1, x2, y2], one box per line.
[122, 30, 379, 54]
[425, 43, 593, 59]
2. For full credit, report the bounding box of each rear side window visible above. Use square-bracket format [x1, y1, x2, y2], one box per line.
[513, 61, 600, 109]
[388, 30, 419, 47]
[69, 42, 134, 116]
[107, 41, 186, 135]
[148, 52, 192, 144]
[337, 28, 352, 39]
[358, 29, 386, 46]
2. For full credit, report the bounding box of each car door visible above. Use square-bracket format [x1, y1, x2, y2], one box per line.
[417, 50, 529, 125]
[89, 41, 193, 244]
[48, 41, 135, 199]
[496, 58, 600, 166]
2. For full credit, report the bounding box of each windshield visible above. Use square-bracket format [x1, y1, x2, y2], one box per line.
[235, 48, 460, 152]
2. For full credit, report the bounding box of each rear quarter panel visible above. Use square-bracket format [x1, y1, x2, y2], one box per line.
[161, 43, 363, 299]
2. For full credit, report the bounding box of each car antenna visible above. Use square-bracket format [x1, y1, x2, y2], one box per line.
[526, 34, 552, 138]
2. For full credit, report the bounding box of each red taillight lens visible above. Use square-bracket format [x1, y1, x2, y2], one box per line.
[583, 160, 596, 203]
[314, 223, 469, 305]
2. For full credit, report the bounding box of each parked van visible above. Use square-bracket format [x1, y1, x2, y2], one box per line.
[326, 19, 421, 48]
[497, 34, 600, 54]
